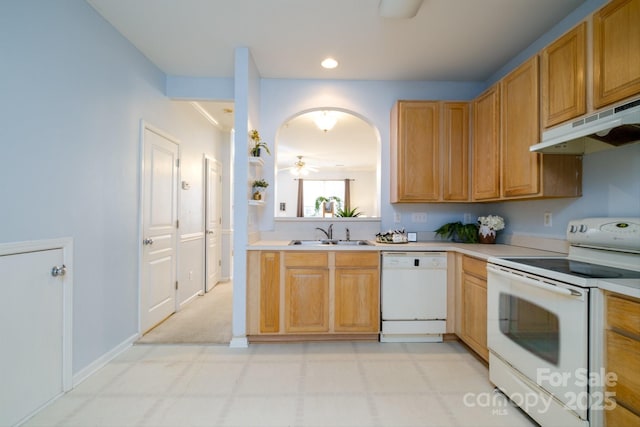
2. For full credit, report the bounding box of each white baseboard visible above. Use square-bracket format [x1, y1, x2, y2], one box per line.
[72, 332, 139, 387]
[229, 336, 248, 348]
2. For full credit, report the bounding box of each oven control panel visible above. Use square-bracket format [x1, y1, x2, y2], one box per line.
[567, 217, 640, 251]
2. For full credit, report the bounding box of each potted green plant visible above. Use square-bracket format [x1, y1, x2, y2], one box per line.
[314, 196, 342, 214]
[336, 206, 362, 217]
[251, 178, 269, 200]
[249, 129, 270, 157]
[434, 221, 479, 243]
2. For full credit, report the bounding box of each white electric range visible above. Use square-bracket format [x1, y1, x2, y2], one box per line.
[486, 217, 640, 427]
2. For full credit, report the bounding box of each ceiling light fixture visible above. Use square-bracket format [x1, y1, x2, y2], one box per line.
[314, 111, 337, 132]
[378, 0, 424, 18]
[321, 58, 338, 69]
[290, 155, 311, 176]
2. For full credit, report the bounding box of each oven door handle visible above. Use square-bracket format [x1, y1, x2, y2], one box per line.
[489, 266, 583, 298]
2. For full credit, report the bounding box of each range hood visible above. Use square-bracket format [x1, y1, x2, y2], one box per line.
[531, 98, 640, 154]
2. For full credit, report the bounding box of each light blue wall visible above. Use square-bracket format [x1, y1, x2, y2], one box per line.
[0, 0, 223, 373]
[492, 143, 640, 239]
[258, 79, 485, 233]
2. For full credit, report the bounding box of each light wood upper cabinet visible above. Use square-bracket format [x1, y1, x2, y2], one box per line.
[334, 252, 379, 333]
[541, 22, 587, 128]
[501, 56, 542, 198]
[390, 101, 440, 202]
[391, 100, 470, 203]
[472, 85, 501, 201]
[442, 102, 470, 201]
[593, 0, 640, 109]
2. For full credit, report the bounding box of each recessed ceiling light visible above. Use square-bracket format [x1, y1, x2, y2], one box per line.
[321, 58, 338, 69]
[378, 0, 424, 18]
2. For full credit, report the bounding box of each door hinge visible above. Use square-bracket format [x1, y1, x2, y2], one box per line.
[176, 158, 180, 168]
[175, 281, 179, 290]
[176, 219, 179, 228]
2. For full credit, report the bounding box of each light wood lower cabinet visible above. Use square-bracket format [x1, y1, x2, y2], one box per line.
[259, 251, 280, 333]
[334, 252, 380, 332]
[285, 267, 329, 333]
[604, 292, 640, 426]
[458, 255, 488, 362]
[247, 250, 380, 340]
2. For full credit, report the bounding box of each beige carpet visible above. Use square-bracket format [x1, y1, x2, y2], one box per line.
[137, 281, 232, 344]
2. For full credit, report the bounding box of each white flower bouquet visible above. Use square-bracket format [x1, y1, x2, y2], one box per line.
[477, 215, 505, 231]
[477, 215, 505, 243]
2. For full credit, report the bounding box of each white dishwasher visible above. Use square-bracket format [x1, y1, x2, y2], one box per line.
[380, 252, 447, 342]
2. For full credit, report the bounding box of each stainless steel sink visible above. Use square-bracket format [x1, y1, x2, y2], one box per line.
[288, 239, 372, 246]
[333, 240, 372, 246]
[288, 239, 332, 245]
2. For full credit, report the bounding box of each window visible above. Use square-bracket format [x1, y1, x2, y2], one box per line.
[302, 180, 345, 217]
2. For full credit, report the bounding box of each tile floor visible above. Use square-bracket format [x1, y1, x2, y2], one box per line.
[24, 341, 536, 427]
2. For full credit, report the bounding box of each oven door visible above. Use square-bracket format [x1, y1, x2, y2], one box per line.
[487, 264, 589, 417]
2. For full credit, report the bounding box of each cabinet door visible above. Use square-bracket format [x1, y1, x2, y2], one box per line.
[442, 102, 470, 201]
[541, 22, 586, 128]
[461, 273, 488, 361]
[335, 267, 380, 332]
[259, 251, 280, 333]
[593, 0, 640, 108]
[391, 101, 440, 202]
[472, 85, 501, 200]
[285, 267, 329, 332]
[501, 56, 541, 198]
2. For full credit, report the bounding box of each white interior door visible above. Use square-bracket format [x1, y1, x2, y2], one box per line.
[0, 247, 69, 426]
[141, 125, 179, 333]
[205, 157, 222, 292]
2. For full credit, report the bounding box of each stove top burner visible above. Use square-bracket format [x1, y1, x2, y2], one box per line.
[501, 258, 640, 279]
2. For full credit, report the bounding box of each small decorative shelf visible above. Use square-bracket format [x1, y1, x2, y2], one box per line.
[249, 157, 264, 167]
[249, 200, 265, 206]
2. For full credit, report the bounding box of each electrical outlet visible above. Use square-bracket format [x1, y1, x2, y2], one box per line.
[412, 212, 428, 223]
[394, 212, 401, 223]
[464, 213, 472, 224]
[544, 212, 552, 227]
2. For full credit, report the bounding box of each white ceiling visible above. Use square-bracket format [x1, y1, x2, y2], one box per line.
[87, 0, 585, 170]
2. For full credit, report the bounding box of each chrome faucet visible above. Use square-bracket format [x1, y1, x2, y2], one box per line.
[316, 224, 333, 240]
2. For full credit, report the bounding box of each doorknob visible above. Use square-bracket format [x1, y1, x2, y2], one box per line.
[143, 238, 154, 245]
[206, 230, 214, 235]
[51, 264, 67, 277]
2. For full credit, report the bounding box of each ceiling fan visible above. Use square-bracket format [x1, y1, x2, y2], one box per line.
[281, 155, 319, 176]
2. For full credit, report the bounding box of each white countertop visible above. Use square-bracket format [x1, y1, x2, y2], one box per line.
[248, 240, 564, 260]
[597, 278, 640, 299]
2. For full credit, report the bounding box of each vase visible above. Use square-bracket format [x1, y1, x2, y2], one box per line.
[252, 190, 263, 200]
[478, 225, 496, 244]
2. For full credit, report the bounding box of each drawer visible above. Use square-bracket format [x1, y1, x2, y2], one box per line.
[607, 293, 640, 338]
[605, 400, 640, 427]
[462, 255, 487, 279]
[606, 330, 640, 416]
[335, 251, 379, 268]
[284, 252, 328, 267]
